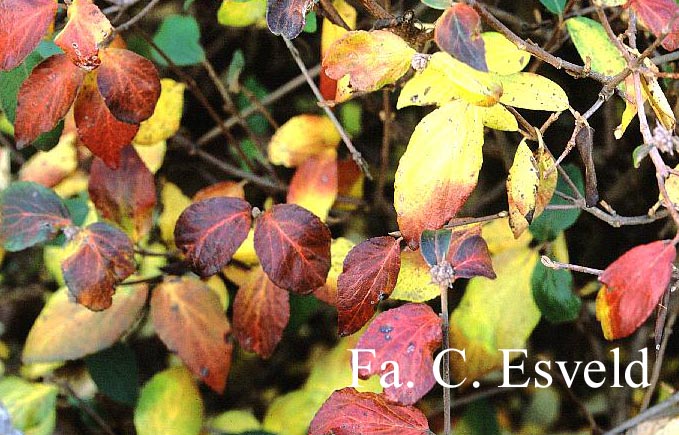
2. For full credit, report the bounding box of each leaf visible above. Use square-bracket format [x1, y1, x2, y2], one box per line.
[566, 17, 626, 77]
[0, 376, 58, 435]
[97, 48, 161, 124]
[254, 203, 331, 294]
[159, 181, 192, 244]
[266, 0, 315, 39]
[529, 164, 584, 241]
[323, 30, 416, 100]
[19, 131, 78, 187]
[532, 262, 581, 323]
[134, 140, 166, 173]
[507, 140, 539, 238]
[313, 237, 355, 306]
[448, 229, 496, 279]
[394, 100, 484, 248]
[391, 249, 440, 302]
[630, 0, 679, 51]
[85, 343, 139, 406]
[420, 228, 452, 267]
[151, 276, 234, 393]
[355, 303, 442, 405]
[0, 181, 71, 251]
[233, 266, 290, 358]
[174, 197, 252, 277]
[22, 285, 147, 362]
[481, 31, 530, 75]
[435, 4, 488, 71]
[0, 49, 42, 123]
[152, 15, 205, 66]
[218, 0, 267, 27]
[264, 389, 330, 435]
[54, 0, 113, 70]
[422, 0, 449, 9]
[477, 104, 518, 131]
[497, 72, 569, 111]
[89, 145, 157, 242]
[208, 410, 262, 433]
[134, 366, 204, 435]
[0, 0, 57, 71]
[336, 236, 401, 336]
[309, 387, 433, 435]
[540, 0, 566, 14]
[193, 181, 245, 202]
[596, 240, 677, 339]
[320, 0, 357, 100]
[62, 222, 136, 311]
[14, 54, 85, 148]
[287, 152, 338, 221]
[133, 78, 186, 145]
[450, 246, 541, 381]
[268, 114, 340, 167]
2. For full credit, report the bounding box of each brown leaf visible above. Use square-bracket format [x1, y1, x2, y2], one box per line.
[0, 0, 57, 71]
[254, 203, 331, 294]
[62, 222, 136, 311]
[88, 145, 156, 242]
[233, 266, 290, 359]
[97, 48, 160, 124]
[174, 197, 252, 277]
[434, 4, 488, 71]
[337, 236, 401, 336]
[54, 0, 113, 70]
[193, 181, 246, 201]
[355, 303, 442, 405]
[14, 54, 85, 148]
[151, 276, 233, 393]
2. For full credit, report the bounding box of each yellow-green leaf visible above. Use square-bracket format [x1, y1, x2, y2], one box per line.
[159, 182, 192, 244]
[0, 376, 58, 435]
[507, 140, 539, 238]
[268, 115, 340, 167]
[394, 100, 484, 248]
[263, 389, 328, 435]
[217, 0, 266, 27]
[477, 104, 518, 131]
[134, 79, 186, 145]
[482, 216, 533, 255]
[482, 31, 531, 75]
[497, 72, 569, 111]
[207, 410, 261, 433]
[391, 249, 440, 302]
[134, 366, 204, 435]
[535, 132, 558, 216]
[565, 17, 626, 77]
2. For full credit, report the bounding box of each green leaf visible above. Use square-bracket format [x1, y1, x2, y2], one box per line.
[632, 144, 653, 168]
[339, 101, 362, 137]
[152, 15, 205, 66]
[227, 49, 245, 92]
[85, 343, 139, 406]
[529, 164, 584, 242]
[303, 11, 317, 33]
[540, 0, 566, 14]
[457, 400, 500, 435]
[531, 261, 581, 323]
[0, 50, 42, 123]
[421, 0, 450, 10]
[32, 119, 64, 152]
[0, 376, 58, 435]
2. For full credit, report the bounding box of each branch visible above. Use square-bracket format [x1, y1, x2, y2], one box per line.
[603, 391, 679, 434]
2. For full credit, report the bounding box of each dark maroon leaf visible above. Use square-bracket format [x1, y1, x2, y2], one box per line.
[266, 0, 314, 39]
[254, 203, 331, 294]
[337, 236, 401, 336]
[449, 233, 495, 279]
[174, 197, 252, 277]
[434, 4, 488, 71]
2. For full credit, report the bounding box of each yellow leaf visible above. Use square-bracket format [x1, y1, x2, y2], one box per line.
[323, 30, 415, 97]
[391, 249, 439, 302]
[19, 131, 78, 187]
[134, 79, 186, 145]
[53, 170, 89, 198]
[205, 275, 229, 311]
[643, 71, 676, 131]
[20, 362, 64, 380]
[497, 72, 569, 111]
[482, 31, 531, 75]
[481, 216, 532, 254]
[394, 100, 484, 248]
[268, 115, 340, 167]
[321, 0, 357, 55]
[0, 376, 58, 435]
[134, 140, 166, 174]
[208, 410, 261, 433]
[507, 140, 539, 238]
[217, 0, 266, 27]
[397, 51, 503, 109]
[477, 104, 518, 131]
[450, 246, 540, 382]
[232, 228, 259, 265]
[534, 132, 558, 216]
[159, 182, 192, 244]
[313, 237, 355, 305]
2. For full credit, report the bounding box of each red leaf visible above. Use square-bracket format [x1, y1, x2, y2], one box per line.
[151, 276, 233, 393]
[309, 387, 433, 435]
[596, 240, 677, 339]
[337, 236, 401, 336]
[355, 303, 442, 405]
[74, 74, 139, 168]
[174, 197, 252, 277]
[266, 0, 315, 39]
[0, 181, 71, 251]
[88, 145, 156, 242]
[233, 266, 290, 359]
[14, 54, 85, 148]
[319, 67, 338, 101]
[62, 222, 136, 311]
[0, 0, 57, 71]
[434, 4, 488, 71]
[96, 48, 160, 124]
[54, 0, 113, 70]
[447, 227, 495, 280]
[630, 0, 679, 51]
[254, 203, 331, 294]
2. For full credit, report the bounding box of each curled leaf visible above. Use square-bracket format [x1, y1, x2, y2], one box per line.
[54, 0, 113, 70]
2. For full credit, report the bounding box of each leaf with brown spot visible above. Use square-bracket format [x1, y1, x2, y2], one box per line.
[193, 181, 246, 201]
[287, 152, 338, 221]
[54, 0, 113, 70]
[336, 236, 401, 336]
[254, 203, 331, 294]
[355, 303, 442, 405]
[309, 387, 433, 435]
[0, 0, 57, 71]
[233, 267, 290, 359]
[266, 0, 314, 39]
[97, 48, 160, 124]
[62, 222, 136, 311]
[151, 276, 233, 393]
[174, 197, 252, 277]
[14, 54, 85, 148]
[88, 145, 156, 242]
[435, 3, 487, 71]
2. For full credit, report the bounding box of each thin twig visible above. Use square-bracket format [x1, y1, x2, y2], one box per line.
[603, 391, 679, 434]
[56, 380, 118, 435]
[641, 304, 678, 411]
[115, 0, 162, 33]
[541, 255, 603, 276]
[444, 211, 508, 228]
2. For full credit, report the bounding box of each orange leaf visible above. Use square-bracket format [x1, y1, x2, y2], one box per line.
[97, 48, 161, 124]
[0, 0, 57, 71]
[268, 114, 340, 167]
[14, 54, 85, 148]
[287, 153, 338, 221]
[151, 276, 234, 393]
[233, 266, 290, 359]
[193, 181, 246, 201]
[54, 0, 113, 70]
[74, 73, 139, 168]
